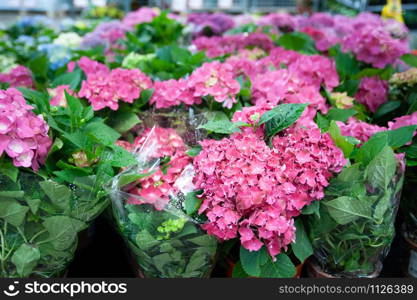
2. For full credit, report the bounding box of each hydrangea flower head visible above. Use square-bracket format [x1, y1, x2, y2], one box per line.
[194, 110, 346, 258]
[0, 66, 34, 88]
[0, 88, 52, 170]
[150, 79, 201, 109]
[188, 61, 240, 109]
[355, 76, 388, 113]
[337, 117, 387, 144]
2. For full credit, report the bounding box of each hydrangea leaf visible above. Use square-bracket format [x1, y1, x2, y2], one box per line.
[260, 103, 308, 138]
[51, 69, 82, 90]
[326, 108, 357, 122]
[292, 219, 313, 263]
[401, 54, 417, 68]
[43, 216, 86, 251]
[259, 253, 296, 278]
[232, 261, 249, 278]
[240, 246, 269, 277]
[184, 191, 203, 215]
[329, 121, 355, 158]
[39, 180, 72, 211]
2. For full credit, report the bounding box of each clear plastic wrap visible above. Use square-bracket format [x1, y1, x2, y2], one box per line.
[0, 170, 107, 278]
[107, 111, 218, 278]
[307, 160, 404, 278]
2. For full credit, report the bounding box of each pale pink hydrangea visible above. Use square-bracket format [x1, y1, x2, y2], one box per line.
[122, 7, 159, 28]
[0, 66, 34, 88]
[76, 56, 109, 76]
[48, 85, 74, 107]
[355, 76, 388, 113]
[77, 58, 152, 111]
[194, 112, 346, 258]
[192, 33, 273, 58]
[150, 79, 201, 109]
[118, 127, 191, 210]
[337, 117, 387, 144]
[0, 88, 52, 170]
[188, 61, 240, 109]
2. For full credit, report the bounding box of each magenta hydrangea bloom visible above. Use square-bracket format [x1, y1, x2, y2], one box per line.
[258, 13, 296, 32]
[194, 111, 346, 258]
[150, 79, 201, 109]
[117, 127, 192, 210]
[388, 111, 417, 131]
[337, 117, 387, 144]
[342, 24, 409, 68]
[0, 88, 52, 170]
[355, 76, 388, 113]
[77, 58, 152, 111]
[188, 61, 240, 109]
[0, 66, 34, 88]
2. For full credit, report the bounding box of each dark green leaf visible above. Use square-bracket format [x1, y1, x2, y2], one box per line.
[259, 253, 296, 278]
[11, 244, 40, 277]
[292, 219, 313, 263]
[184, 191, 203, 215]
[326, 108, 357, 122]
[240, 246, 269, 277]
[401, 54, 417, 67]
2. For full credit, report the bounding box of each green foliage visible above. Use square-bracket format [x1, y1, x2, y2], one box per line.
[277, 32, 318, 55]
[115, 204, 217, 278]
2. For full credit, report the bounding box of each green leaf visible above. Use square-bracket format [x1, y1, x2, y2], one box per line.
[198, 111, 241, 134]
[0, 159, 19, 182]
[43, 216, 86, 251]
[292, 219, 313, 263]
[0, 199, 29, 227]
[326, 108, 357, 122]
[25, 198, 41, 214]
[184, 191, 202, 215]
[186, 145, 202, 157]
[401, 54, 417, 67]
[329, 45, 359, 77]
[117, 172, 155, 188]
[39, 180, 71, 211]
[315, 112, 330, 131]
[239, 246, 269, 277]
[324, 196, 372, 225]
[65, 91, 83, 125]
[277, 32, 318, 54]
[28, 54, 48, 78]
[373, 193, 392, 223]
[105, 145, 137, 168]
[259, 253, 296, 278]
[365, 146, 397, 190]
[108, 110, 141, 134]
[51, 69, 82, 90]
[0, 191, 24, 198]
[136, 229, 160, 251]
[85, 122, 121, 146]
[329, 121, 355, 158]
[18, 87, 50, 113]
[260, 103, 308, 138]
[11, 244, 40, 277]
[232, 261, 249, 278]
[374, 101, 402, 119]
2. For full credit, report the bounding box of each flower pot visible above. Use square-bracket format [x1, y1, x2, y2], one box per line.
[402, 229, 417, 278]
[306, 258, 382, 278]
[307, 161, 404, 278]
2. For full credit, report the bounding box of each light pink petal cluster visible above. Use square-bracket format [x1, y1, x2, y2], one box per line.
[192, 33, 273, 58]
[0, 88, 52, 170]
[388, 111, 417, 131]
[150, 79, 201, 109]
[77, 57, 152, 111]
[118, 127, 191, 210]
[122, 7, 159, 28]
[337, 117, 387, 144]
[355, 76, 388, 113]
[0, 66, 34, 88]
[48, 85, 75, 107]
[188, 61, 240, 109]
[194, 112, 346, 258]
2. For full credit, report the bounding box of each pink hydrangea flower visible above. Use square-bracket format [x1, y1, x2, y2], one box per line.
[77, 58, 152, 111]
[355, 76, 388, 113]
[117, 127, 191, 210]
[188, 61, 240, 109]
[388, 111, 417, 132]
[150, 79, 201, 109]
[342, 24, 409, 68]
[122, 7, 159, 28]
[0, 66, 34, 88]
[194, 112, 346, 258]
[48, 85, 74, 107]
[0, 88, 52, 170]
[337, 117, 387, 144]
